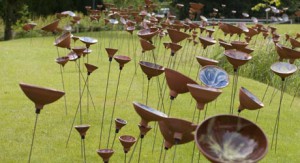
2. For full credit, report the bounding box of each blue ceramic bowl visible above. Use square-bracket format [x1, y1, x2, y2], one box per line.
[199, 65, 229, 89]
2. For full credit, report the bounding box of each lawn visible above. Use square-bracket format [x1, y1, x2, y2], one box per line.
[1, 24, 300, 162]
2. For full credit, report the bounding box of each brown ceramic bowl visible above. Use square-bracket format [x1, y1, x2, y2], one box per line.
[105, 48, 118, 60]
[55, 56, 69, 67]
[165, 68, 198, 99]
[41, 20, 60, 32]
[231, 41, 248, 51]
[137, 28, 159, 41]
[270, 62, 297, 79]
[67, 51, 78, 61]
[115, 118, 127, 133]
[23, 23, 37, 31]
[85, 63, 98, 74]
[275, 44, 288, 61]
[139, 61, 164, 79]
[75, 124, 90, 138]
[72, 46, 86, 57]
[97, 149, 114, 163]
[119, 135, 136, 153]
[169, 42, 182, 56]
[167, 28, 190, 43]
[54, 32, 71, 49]
[187, 84, 222, 110]
[238, 87, 264, 112]
[196, 56, 219, 67]
[219, 39, 234, 50]
[140, 39, 155, 52]
[195, 114, 268, 163]
[19, 83, 65, 111]
[199, 36, 216, 49]
[224, 50, 252, 70]
[114, 55, 131, 69]
[79, 37, 98, 48]
[133, 101, 168, 127]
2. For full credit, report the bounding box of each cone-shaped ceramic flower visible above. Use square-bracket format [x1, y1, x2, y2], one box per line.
[97, 149, 114, 163]
[238, 87, 264, 112]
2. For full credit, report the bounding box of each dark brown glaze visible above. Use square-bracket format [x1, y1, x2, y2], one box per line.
[230, 41, 248, 51]
[72, 46, 86, 57]
[133, 101, 168, 127]
[158, 118, 196, 145]
[195, 114, 268, 163]
[54, 32, 71, 49]
[281, 46, 300, 61]
[224, 50, 252, 70]
[218, 39, 233, 50]
[138, 124, 152, 138]
[165, 68, 198, 99]
[270, 62, 297, 79]
[72, 35, 80, 42]
[22, 23, 37, 31]
[126, 26, 135, 35]
[189, 2, 204, 11]
[140, 39, 155, 52]
[206, 28, 215, 38]
[187, 84, 222, 110]
[275, 44, 288, 61]
[196, 56, 218, 67]
[168, 42, 182, 56]
[105, 48, 118, 61]
[238, 87, 264, 112]
[199, 36, 216, 49]
[137, 28, 159, 41]
[167, 28, 190, 43]
[56, 56, 69, 67]
[75, 124, 90, 139]
[245, 27, 258, 39]
[115, 118, 127, 133]
[139, 61, 164, 79]
[227, 23, 245, 37]
[97, 149, 114, 163]
[114, 55, 131, 70]
[289, 38, 300, 49]
[41, 20, 60, 32]
[119, 135, 137, 153]
[85, 63, 98, 75]
[285, 34, 290, 42]
[19, 83, 65, 112]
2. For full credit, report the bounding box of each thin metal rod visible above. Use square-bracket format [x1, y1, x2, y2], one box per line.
[28, 113, 39, 163]
[59, 65, 68, 115]
[172, 143, 178, 163]
[167, 100, 173, 117]
[83, 139, 87, 163]
[163, 149, 167, 163]
[111, 132, 117, 149]
[106, 70, 122, 148]
[128, 136, 140, 163]
[138, 138, 143, 163]
[98, 61, 112, 148]
[146, 79, 150, 105]
[191, 110, 201, 163]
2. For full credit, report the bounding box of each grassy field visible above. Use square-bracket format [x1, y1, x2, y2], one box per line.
[1, 25, 300, 162]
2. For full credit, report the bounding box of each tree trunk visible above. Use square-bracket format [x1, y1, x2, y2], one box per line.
[4, 1, 14, 40]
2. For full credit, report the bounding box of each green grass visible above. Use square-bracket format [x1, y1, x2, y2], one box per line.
[1, 26, 300, 162]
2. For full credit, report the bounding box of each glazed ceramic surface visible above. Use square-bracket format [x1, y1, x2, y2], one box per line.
[224, 50, 252, 69]
[239, 87, 264, 111]
[119, 135, 136, 153]
[97, 149, 114, 162]
[195, 114, 268, 163]
[270, 62, 297, 79]
[196, 56, 219, 67]
[75, 124, 90, 137]
[167, 28, 190, 43]
[139, 61, 164, 79]
[199, 65, 229, 89]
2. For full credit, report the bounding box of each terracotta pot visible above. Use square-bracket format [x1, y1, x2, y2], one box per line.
[79, 37, 98, 48]
[158, 118, 196, 143]
[97, 149, 114, 163]
[199, 36, 216, 49]
[56, 56, 69, 67]
[187, 84, 222, 110]
[54, 32, 71, 49]
[167, 28, 190, 43]
[196, 56, 218, 67]
[165, 68, 198, 99]
[168, 42, 182, 56]
[137, 28, 159, 41]
[85, 63, 98, 75]
[115, 118, 127, 133]
[199, 65, 229, 89]
[270, 62, 297, 79]
[140, 39, 155, 52]
[281, 45, 300, 61]
[75, 124, 90, 139]
[139, 61, 164, 79]
[224, 50, 252, 70]
[72, 46, 86, 57]
[41, 20, 60, 32]
[133, 101, 168, 127]
[114, 55, 131, 70]
[119, 135, 136, 153]
[195, 114, 268, 163]
[105, 48, 118, 61]
[238, 87, 264, 112]
[19, 83, 65, 112]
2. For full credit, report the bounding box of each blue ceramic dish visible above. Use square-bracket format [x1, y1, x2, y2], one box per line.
[199, 65, 229, 89]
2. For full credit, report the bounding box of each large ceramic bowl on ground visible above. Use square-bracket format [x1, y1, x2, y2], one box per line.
[195, 114, 268, 163]
[139, 61, 164, 79]
[238, 87, 264, 112]
[133, 101, 168, 127]
[199, 65, 229, 89]
[19, 83, 65, 111]
[270, 62, 297, 79]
